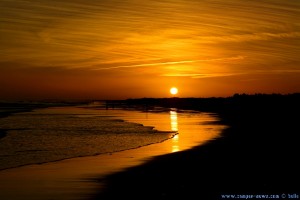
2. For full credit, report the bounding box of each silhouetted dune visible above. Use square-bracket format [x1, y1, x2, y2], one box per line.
[94, 94, 300, 199]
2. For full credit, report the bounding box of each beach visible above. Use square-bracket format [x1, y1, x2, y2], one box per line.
[1, 0, 299, 198]
[0, 95, 299, 199]
[0, 102, 226, 200]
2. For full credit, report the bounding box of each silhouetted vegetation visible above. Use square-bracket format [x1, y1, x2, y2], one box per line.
[106, 93, 300, 121]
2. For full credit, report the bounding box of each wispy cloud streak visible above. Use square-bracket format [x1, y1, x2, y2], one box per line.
[161, 69, 300, 79]
[197, 32, 300, 44]
[161, 72, 246, 79]
[97, 56, 245, 70]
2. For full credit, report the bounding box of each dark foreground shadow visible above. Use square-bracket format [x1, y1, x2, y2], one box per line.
[93, 94, 300, 200]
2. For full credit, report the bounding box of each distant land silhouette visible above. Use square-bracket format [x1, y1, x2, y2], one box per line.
[96, 93, 300, 199]
[105, 93, 300, 116]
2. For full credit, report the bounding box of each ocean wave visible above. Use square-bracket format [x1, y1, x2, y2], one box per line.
[0, 107, 176, 170]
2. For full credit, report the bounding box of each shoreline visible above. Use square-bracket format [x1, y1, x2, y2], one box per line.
[0, 95, 299, 199]
[0, 104, 179, 171]
[0, 104, 225, 200]
[0, 131, 178, 172]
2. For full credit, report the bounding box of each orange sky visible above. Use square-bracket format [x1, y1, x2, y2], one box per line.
[0, 0, 299, 100]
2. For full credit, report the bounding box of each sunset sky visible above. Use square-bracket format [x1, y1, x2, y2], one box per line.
[0, 0, 299, 100]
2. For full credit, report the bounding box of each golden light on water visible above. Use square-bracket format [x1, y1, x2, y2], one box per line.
[170, 110, 179, 152]
[170, 110, 178, 131]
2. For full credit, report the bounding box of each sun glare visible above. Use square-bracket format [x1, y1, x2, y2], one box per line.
[170, 87, 178, 95]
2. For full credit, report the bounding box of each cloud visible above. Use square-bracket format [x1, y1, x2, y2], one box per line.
[96, 56, 245, 70]
[197, 32, 300, 44]
[161, 72, 246, 79]
[161, 69, 300, 79]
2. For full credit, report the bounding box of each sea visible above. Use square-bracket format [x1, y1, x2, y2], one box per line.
[0, 101, 225, 171]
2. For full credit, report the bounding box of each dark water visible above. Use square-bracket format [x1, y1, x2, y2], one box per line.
[0, 103, 226, 170]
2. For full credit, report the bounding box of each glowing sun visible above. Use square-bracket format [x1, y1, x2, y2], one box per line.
[170, 87, 178, 95]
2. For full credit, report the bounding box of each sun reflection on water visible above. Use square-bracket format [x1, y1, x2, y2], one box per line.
[170, 110, 178, 132]
[170, 109, 179, 152]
